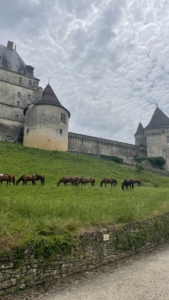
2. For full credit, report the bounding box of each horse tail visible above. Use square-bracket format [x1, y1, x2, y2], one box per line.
[114, 179, 117, 185]
[122, 182, 124, 190]
[13, 176, 15, 185]
[42, 176, 45, 185]
[100, 180, 103, 187]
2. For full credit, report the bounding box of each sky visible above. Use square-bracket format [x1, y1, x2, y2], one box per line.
[1, 0, 169, 144]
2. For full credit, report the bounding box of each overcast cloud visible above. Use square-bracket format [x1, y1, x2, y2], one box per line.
[1, 0, 169, 144]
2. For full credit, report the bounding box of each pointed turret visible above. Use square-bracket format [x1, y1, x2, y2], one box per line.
[134, 122, 144, 136]
[34, 84, 70, 117]
[145, 107, 169, 130]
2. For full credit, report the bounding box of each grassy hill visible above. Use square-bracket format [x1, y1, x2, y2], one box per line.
[1, 141, 169, 251]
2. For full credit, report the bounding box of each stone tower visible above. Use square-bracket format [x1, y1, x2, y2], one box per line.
[135, 106, 169, 169]
[23, 84, 70, 151]
[0, 41, 40, 142]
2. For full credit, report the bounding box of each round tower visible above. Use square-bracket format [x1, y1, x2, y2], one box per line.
[23, 84, 70, 151]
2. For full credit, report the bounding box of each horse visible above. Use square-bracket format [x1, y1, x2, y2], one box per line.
[0, 174, 15, 185]
[77, 177, 95, 187]
[130, 178, 141, 186]
[57, 177, 74, 186]
[72, 176, 82, 186]
[16, 174, 41, 185]
[122, 179, 134, 190]
[100, 178, 117, 187]
[34, 174, 45, 185]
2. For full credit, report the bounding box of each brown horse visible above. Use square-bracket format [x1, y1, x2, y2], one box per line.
[77, 177, 95, 187]
[57, 177, 74, 186]
[73, 176, 82, 186]
[100, 178, 117, 187]
[16, 174, 43, 185]
[0, 174, 15, 185]
[130, 178, 141, 186]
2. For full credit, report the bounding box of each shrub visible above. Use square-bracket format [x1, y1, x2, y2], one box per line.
[100, 155, 123, 164]
[136, 163, 144, 171]
[147, 157, 166, 169]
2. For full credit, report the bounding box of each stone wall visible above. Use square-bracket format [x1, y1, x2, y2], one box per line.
[68, 132, 147, 161]
[1, 213, 169, 295]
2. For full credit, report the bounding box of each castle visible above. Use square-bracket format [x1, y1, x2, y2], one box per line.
[1, 41, 169, 169]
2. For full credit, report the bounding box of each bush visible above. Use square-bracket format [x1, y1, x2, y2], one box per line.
[134, 157, 147, 164]
[147, 157, 166, 169]
[136, 163, 144, 171]
[100, 155, 123, 164]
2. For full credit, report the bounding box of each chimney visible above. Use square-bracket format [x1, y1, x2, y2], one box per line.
[7, 41, 14, 50]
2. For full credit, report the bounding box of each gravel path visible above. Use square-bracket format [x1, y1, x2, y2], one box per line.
[2, 243, 169, 300]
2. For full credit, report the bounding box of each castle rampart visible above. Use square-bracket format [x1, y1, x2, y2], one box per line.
[68, 132, 147, 160]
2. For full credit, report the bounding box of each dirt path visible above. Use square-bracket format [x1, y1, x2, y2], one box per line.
[2, 243, 169, 300]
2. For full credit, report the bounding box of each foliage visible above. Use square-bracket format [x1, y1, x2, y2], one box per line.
[147, 157, 166, 169]
[100, 155, 123, 164]
[134, 157, 147, 164]
[136, 163, 144, 171]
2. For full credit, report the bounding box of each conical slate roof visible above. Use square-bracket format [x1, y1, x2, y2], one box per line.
[35, 84, 70, 117]
[134, 122, 144, 136]
[145, 107, 169, 130]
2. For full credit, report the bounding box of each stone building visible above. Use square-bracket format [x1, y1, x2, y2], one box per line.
[0, 41, 40, 142]
[23, 84, 70, 151]
[135, 106, 169, 170]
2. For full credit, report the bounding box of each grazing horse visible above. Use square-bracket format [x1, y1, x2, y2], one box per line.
[0, 174, 15, 185]
[100, 178, 117, 187]
[34, 174, 45, 185]
[57, 177, 74, 186]
[16, 174, 37, 185]
[77, 177, 95, 187]
[73, 176, 82, 186]
[130, 178, 141, 186]
[122, 179, 134, 190]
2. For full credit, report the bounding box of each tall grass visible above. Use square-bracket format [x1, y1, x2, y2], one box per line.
[1, 141, 169, 250]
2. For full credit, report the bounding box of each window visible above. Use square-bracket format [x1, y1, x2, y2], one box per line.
[17, 101, 20, 107]
[61, 113, 66, 124]
[15, 115, 19, 121]
[60, 129, 63, 135]
[167, 136, 169, 143]
[27, 95, 31, 103]
[17, 92, 21, 98]
[19, 77, 22, 85]
[28, 80, 32, 88]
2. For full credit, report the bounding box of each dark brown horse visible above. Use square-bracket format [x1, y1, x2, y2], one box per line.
[100, 178, 117, 187]
[57, 177, 74, 186]
[122, 179, 134, 190]
[0, 174, 15, 185]
[77, 177, 95, 187]
[130, 178, 141, 186]
[73, 176, 82, 186]
[16, 174, 44, 185]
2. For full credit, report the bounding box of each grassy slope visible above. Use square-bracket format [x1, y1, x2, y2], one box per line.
[1, 141, 169, 250]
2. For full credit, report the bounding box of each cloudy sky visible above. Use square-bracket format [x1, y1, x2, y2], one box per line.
[1, 0, 169, 144]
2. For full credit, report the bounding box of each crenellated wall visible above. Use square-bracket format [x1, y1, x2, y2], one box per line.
[68, 132, 147, 161]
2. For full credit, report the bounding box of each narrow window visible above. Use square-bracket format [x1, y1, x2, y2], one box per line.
[17, 92, 21, 98]
[19, 77, 22, 85]
[27, 94, 31, 103]
[28, 80, 32, 88]
[60, 129, 63, 135]
[15, 115, 19, 121]
[61, 113, 66, 124]
[17, 101, 20, 107]
[167, 136, 169, 143]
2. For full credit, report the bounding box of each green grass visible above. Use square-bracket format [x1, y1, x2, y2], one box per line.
[1, 141, 169, 251]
